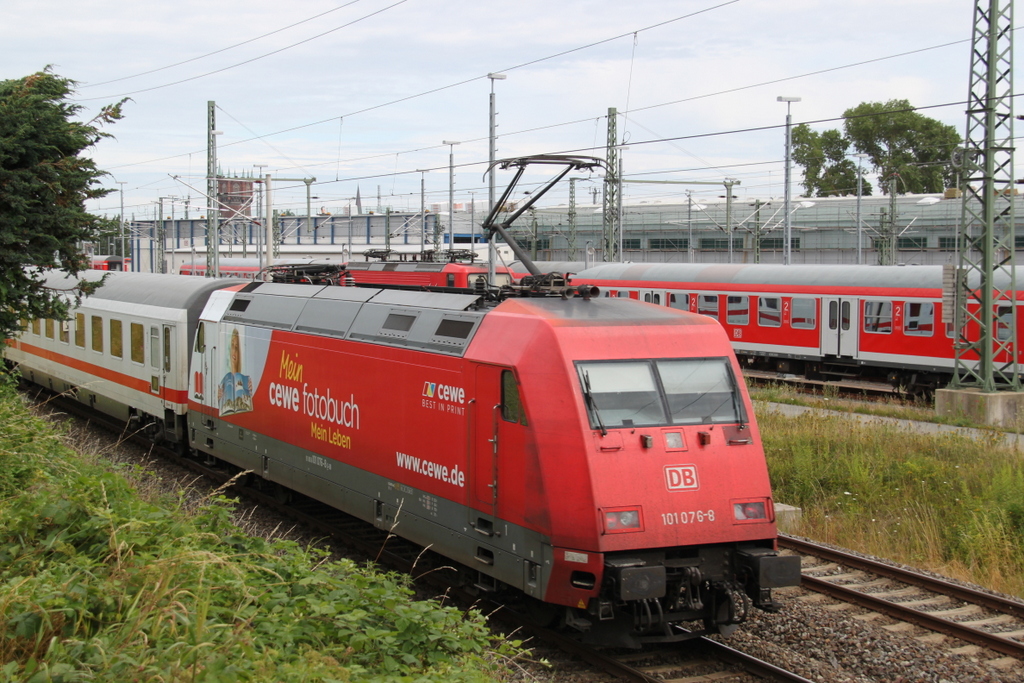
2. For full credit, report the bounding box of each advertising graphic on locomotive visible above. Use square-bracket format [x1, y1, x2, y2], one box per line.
[5, 267, 799, 647]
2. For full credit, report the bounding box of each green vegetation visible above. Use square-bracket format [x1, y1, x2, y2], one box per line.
[0, 375, 524, 682]
[750, 383, 984, 430]
[762, 408, 1024, 597]
[0, 69, 125, 340]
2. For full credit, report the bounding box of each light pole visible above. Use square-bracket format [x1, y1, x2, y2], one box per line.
[417, 169, 428, 252]
[487, 72, 506, 282]
[443, 140, 460, 254]
[854, 153, 869, 264]
[778, 96, 801, 265]
[116, 181, 127, 270]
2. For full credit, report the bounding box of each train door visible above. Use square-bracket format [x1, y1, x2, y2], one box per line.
[639, 289, 668, 306]
[470, 364, 528, 536]
[821, 297, 859, 358]
[161, 324, 175, 411]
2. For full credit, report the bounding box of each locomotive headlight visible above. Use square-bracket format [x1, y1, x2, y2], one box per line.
[602, 507, 644, 533]
[733, 500, 768, 521]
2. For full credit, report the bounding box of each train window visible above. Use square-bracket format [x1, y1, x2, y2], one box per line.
[45, 319, 54, 339]
[195, 322, 206, 353]
[501, 370, 528, 426]
[447, 274, 456, 287]
[75, 313, 85, 347]
[758, 297, 781, 327]
[644, 293, 651, 303]
[382, 313, 416, 332]
[828, 301, 837, 330]
[229, 299, 251, 313]
[791, 298, 816, 329]
[697, 295, 719, 320]
[656, 358, 745, 426]
[904, 303, 934, 337]
[91, 316, 103, 353]
[577, 361, 667, 428]
[163, 327, 171, 372]
[668, 293, 689, 310]
[150, 327, 160, 368]
[841, 301, 851, 331]
[58, 320, 69, 344]
[997, 305, 1013, 341]
[726, 296, 749, 325]
[863, 301, 893, 334]
[32, 319, 40, 336]
[110, 319, 123, 359]
[130, 323, 145, 364]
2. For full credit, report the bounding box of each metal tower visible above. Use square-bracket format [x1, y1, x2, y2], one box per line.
[951, 0, 1017, 391]
[603, 107, 619, 262]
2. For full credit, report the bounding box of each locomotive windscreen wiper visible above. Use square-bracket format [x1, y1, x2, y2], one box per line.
[581, 370, 607, 436]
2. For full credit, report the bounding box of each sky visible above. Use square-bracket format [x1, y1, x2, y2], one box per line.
[1, 0, 1000, 221]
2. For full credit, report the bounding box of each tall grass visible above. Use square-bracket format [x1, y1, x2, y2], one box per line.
[0, 374, 525, 682]
[761, 408, 1024, 597]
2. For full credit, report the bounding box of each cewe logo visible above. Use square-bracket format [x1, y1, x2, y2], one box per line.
[665, 465, 699, 491]
[422, 381, 465, 404]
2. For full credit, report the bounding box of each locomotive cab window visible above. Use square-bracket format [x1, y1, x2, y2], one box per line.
[577, 358, 743, 429]
[501, 370, 528, 425]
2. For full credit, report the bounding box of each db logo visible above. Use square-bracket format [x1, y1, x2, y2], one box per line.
[665, 465, 699, 491]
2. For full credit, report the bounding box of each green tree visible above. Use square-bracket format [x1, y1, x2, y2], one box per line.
[792, 124, 870, 197]
[791, 99, 961, 198]
[843, 99, 961, 194]
[0, 68, 125, 339]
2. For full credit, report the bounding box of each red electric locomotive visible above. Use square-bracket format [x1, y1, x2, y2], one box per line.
[5, 156, 800, 646]
[5, 269, 798, 646]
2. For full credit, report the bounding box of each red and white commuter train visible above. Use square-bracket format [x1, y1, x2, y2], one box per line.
[5, 269, 798, 647]
[528, 262, 1020, 395]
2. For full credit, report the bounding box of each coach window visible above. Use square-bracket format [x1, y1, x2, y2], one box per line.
[109, 319, 123, 359]
[863, 300, 893, 334]
[91, 316, 104, 353]
[726, 296, 749, 325]
[698, 294, 719, 320]
[996, 305, 1013, 342]
[59, 320, 69, 344]
[904, 303, 934, 336]
[74, 313, 85, 347]
[45, 319, 54, 339]
[758, 297, 782, 327]
[130, 323, 145, 364]
[150, 326, 160, 368]
[669, 293, 689, 310]
[791, 298, 816, 329]
[31, 319, 40, 336]
[501, 370, 528, 426]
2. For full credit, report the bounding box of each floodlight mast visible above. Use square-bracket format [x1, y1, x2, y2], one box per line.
[481, 155, 607, 277]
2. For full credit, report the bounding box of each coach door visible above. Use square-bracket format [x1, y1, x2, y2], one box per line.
[821, 297, 859, 358]
[470, 365, 528, 536]
[161, 324, 175, 411]
[640, 289, 668, 306]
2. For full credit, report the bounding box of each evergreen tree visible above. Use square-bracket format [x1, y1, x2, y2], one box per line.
[0, 68, 125, 339]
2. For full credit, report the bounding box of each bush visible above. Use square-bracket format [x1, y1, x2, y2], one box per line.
[0, 372, 521, 682]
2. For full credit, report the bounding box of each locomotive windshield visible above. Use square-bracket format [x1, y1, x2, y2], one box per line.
[577, 357, 745, 429]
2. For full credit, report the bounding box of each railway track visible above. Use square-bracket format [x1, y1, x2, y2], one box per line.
[781, 534, 1024, 665]
[40, 388, 815, 683]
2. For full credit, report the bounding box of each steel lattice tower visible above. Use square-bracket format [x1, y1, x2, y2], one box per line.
[951, 0, 1017, 391]
[603, 107, 619, 262]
